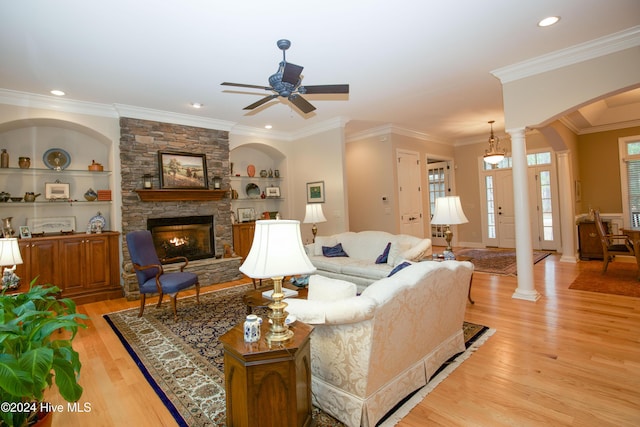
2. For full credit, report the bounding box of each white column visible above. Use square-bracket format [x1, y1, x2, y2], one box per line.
[557, 151, 578, 263]
[508, 127, 541, 301]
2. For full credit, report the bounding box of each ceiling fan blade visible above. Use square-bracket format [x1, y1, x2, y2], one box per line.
[282, 63, 304, 85]
[221, 82, 271, 91]
[302, 84, 350, 94]
[243, 94, 279, 110]
[288, 94, 316, 114]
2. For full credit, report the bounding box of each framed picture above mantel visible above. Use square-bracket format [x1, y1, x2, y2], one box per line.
[158, 151, 209, 189]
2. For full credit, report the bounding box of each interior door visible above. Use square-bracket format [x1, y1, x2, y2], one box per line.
[427, 160, 451, 247]
[495, 169, 516, 248]
[397, 150, 423, 237]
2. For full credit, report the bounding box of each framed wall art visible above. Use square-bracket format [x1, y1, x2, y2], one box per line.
[158, 151, 209, 189]
[45, 181, 70, 200]
[26, 216, 76, 234]
[265, 186, 280, 198]
[306, 181, 325, 203]
[237, 208, 255, 223]
[19, 226, 31, 239]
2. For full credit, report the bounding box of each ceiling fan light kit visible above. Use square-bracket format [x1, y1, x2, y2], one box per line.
[483, 120, 507, 165]
[222, 39, 349, 114]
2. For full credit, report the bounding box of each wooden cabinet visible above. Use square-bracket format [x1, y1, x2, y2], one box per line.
[578, 221, 608, 260]
[233, 222, 256, 259]
[17, 238, 59, 287]
[219, 321, 314, 427]
[15, 232, 122, 304]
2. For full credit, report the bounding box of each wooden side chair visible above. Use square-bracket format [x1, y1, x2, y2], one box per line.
[593, 210, 637, 276]
[126, 230, 200, 321]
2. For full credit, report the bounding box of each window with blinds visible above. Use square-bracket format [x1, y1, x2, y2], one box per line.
[624, 140, 640, 227]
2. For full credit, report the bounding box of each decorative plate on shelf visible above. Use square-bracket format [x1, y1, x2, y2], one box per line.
[245, 183, 260, 198]
[43, 148, 71, 170]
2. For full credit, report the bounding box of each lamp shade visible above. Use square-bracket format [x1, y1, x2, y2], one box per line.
[431, 196, 469, 225]
[239, 220, 316, 279]
[303, 204, 327, 224]
[0, 238, 23, 266]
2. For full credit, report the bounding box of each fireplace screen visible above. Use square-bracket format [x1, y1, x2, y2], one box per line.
[147, 215, 215, 262]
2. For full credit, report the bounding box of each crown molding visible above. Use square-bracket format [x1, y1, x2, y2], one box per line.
[291, 116, 350, 140]
[492, 25, 640, 84]
[559, 117, 640, 135]
[0, 88, 118, 118]
[346, 123, 449, 144]
[230, 124, 292, 141]
[113, 104, 235, 131]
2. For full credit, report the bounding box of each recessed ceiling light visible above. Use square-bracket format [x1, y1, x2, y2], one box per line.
[538, 16, 560, 27]
[264, 125, 272, 129]
[191, 102, 203, 108]
[50, 89, 65, 96]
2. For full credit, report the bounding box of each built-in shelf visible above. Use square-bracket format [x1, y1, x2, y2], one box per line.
[135, 189, 227, 201]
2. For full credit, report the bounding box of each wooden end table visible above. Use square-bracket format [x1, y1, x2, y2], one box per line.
[219, 320, 315, 427]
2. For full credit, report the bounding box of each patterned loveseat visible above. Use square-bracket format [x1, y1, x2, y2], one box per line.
[285, 260, 473, 427]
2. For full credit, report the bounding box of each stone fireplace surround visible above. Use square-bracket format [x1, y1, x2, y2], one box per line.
[120, 117, 243, 300]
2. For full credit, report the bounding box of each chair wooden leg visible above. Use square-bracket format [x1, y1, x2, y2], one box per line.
[156, 292, 164, 308]
[602, 255, 610, 273]
[195, 282, 201, 305]
[138, 294, 147, 317]
[170, 294, 178, 321]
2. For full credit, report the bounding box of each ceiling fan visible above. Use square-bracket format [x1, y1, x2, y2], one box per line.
[221, 39, 349, 114]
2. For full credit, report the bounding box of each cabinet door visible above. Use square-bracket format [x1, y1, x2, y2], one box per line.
[83, 235, 111, 289]
[58, 237, 86, 294]
[233, 223, 255, 259]
[17, 239, 59, 288]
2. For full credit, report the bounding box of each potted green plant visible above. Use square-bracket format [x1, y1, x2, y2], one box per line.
[0, 281, 87, 427]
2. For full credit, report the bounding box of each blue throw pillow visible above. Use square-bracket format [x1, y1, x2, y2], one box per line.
[375, 242, 391, 264]
[388, 261, 412, 277]
[322, 243, 349, 257]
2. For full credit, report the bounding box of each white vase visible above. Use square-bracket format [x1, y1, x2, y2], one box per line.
[243, 315, 261, 343]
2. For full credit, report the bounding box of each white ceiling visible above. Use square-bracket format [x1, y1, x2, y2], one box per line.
[1, 1, 639, 143]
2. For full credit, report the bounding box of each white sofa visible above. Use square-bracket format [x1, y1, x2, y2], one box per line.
[284, 260, 473, 427]
[306, 230, 432, 292]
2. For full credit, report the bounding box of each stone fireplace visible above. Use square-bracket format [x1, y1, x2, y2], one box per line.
[119, 117, 243, 300]
[147, 215, 216, 261]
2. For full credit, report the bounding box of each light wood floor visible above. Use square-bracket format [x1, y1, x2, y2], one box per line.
[44, 253, 640, 427]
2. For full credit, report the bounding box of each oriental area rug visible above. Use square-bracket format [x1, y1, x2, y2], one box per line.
[456, 248, 551, 275]
[104, 284, 493, 427]
[569, 260, 640, 297]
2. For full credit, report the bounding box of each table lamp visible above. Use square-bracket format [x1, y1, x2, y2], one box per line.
[0, 237, 24, 291]
[303, 203, 327, 243]
[430, 196, 469, 253]
[239, 220, 316, 343]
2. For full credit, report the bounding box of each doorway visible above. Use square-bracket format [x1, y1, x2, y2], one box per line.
[426, 158, 454, 247]
[480, 151, 560, 250]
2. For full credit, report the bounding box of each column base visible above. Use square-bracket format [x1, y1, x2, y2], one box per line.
[512, 288, 542, 301]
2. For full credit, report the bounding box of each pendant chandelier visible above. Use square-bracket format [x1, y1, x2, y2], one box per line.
[483, 120, 506, 165]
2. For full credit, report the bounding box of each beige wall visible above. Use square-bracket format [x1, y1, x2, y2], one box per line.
[577, 126, 640, 214]
[346, 130, 454, 237]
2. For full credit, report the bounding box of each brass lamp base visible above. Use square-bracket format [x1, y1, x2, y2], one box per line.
[311, 224, 318, 243]
[265, 276, 293, 344]
[443, 225, 453, 252]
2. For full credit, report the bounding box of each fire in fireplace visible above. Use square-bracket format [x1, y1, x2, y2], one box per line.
[147, 215, 215, 262]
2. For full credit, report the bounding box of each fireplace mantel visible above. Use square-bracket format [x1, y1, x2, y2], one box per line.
[135, 189, 226, 201]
